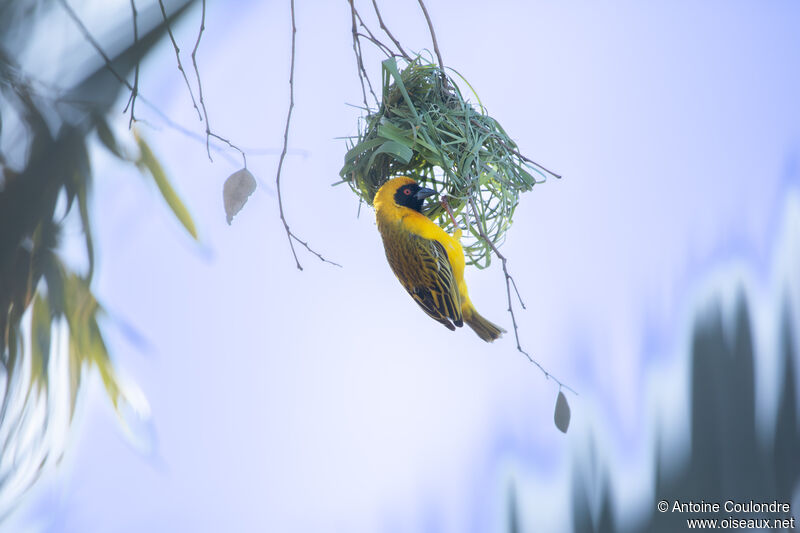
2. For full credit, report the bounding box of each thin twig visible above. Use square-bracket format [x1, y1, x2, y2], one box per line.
[209, 132, 247, 167]
[192, 0, 209, 141]
[123, 0, 139, 128]
[467, 197, 576, 395]
[190, 0, 213, 161]
[187, 0, 246, 167]
[370, 0, 411, 60]
[158, 0, 202, 120]
[276, 0, 341, 270]
[513, 149, 562, 180]
[277, 0, 301, 269]
[58, 0, 132, 90]
[356, 32, 392, 58]
[348, 1, 369, 111]
[499, 141, 562, 180]
[348, 0, 379, 110]
[60, 0, 246, 167]
[416, 0, 447, 89]
[357, 39, 379, 106]
[440, 196, 458, 227]
[471, 118, 562, 179]
[353, 9, 394, 57]
[127, 102, 247, 167]
[54, 86, 258, 168]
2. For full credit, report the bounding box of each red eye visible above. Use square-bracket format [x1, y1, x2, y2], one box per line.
[404, 188, 412, 195]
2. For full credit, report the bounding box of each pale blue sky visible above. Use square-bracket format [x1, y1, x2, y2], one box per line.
[7, 1, 800, 531]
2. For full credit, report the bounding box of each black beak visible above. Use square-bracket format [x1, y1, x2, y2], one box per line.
[414, 187, 436, 201]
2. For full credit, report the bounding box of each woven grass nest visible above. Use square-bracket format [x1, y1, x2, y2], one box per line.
[339, 56, 557, 268]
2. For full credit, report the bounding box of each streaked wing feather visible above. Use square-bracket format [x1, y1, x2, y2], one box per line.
[385, 232, 462, 329]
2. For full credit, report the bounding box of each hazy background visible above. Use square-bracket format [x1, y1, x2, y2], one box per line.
[6, 0, 800, 531]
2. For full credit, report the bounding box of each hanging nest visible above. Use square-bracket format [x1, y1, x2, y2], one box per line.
[339, 56, 557, 268]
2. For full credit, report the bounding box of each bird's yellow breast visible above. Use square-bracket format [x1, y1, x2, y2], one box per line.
[375, 203, 466, 286]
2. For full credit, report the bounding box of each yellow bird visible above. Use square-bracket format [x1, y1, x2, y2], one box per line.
[374, 176, 505, 342]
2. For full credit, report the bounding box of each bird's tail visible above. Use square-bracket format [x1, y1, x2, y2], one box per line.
[464, 306, 506, 342]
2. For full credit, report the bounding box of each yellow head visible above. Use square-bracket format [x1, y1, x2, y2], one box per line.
[373, 176, 436, 214]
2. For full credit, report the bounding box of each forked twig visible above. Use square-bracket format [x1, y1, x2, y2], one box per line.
[61, 0, 246, 168]
[356, 32, 392, 58]
[158, 0, 201, 121]
[467, 197, 576, 395]
[123, 0, 140, 128]
[276, 0, 340, 270]
[348, 0, 378, 110]
[370, 0, 411, 60]
[470, 118, 562, 179]
[353, 10, 394, 58]
[190, 0, 213, 161]
[440, 196, 458, 227]
[416, 0, 447, 88]
[59, 0, 131, 90]
[342, 1, 570, 393]
[158, 0, 246, 166]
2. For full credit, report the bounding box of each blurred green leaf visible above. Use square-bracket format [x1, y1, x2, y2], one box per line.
[95, 118, 127, 160]
[67, 340, 82, 420]
[42, 251, 66, 317]
[76, 179, 95, 281]
[61, 273, 124, 412]
[30, 293, 51, 392]
[4, 322, 20, 392]
[1, 0, 201, 514]
[87, 316, 120, 409]
[134, 131, 198, 240]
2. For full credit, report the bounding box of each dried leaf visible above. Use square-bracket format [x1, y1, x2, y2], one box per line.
[554, 390, 571, 433]
[223, 168, 257, 225]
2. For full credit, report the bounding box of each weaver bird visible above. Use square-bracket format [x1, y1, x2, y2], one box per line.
[374, 176, 506, 342]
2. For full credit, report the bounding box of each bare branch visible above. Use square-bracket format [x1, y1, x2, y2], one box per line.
[467, 197, 576, 395]
[348, 1, 369, 110]
[341, 1, 567, 392]
[190, 0, 212, 161]
[124, 97, 246, 166]
[276, 0, 340, 270]
[60, 0, 245, 166]
[122, 0, 139, 128]
[348, 0, 379, 110]
[356, 38, 379, 106]
[471, 118, 562, 179]
[185, 0, 246, 167]
[210, 132, 247, 166]
[370, 0, 411, 60]
[353, 9, 394, 57]
[58, 0, 132, 90]
[416, 0, 447, 88]
[356, 32, 392, 58]
[277, 0, 302, 270]
[158, 0, 202, 121]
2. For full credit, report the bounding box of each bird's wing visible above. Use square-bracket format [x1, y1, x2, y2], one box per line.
[385, 233, 463, 330]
